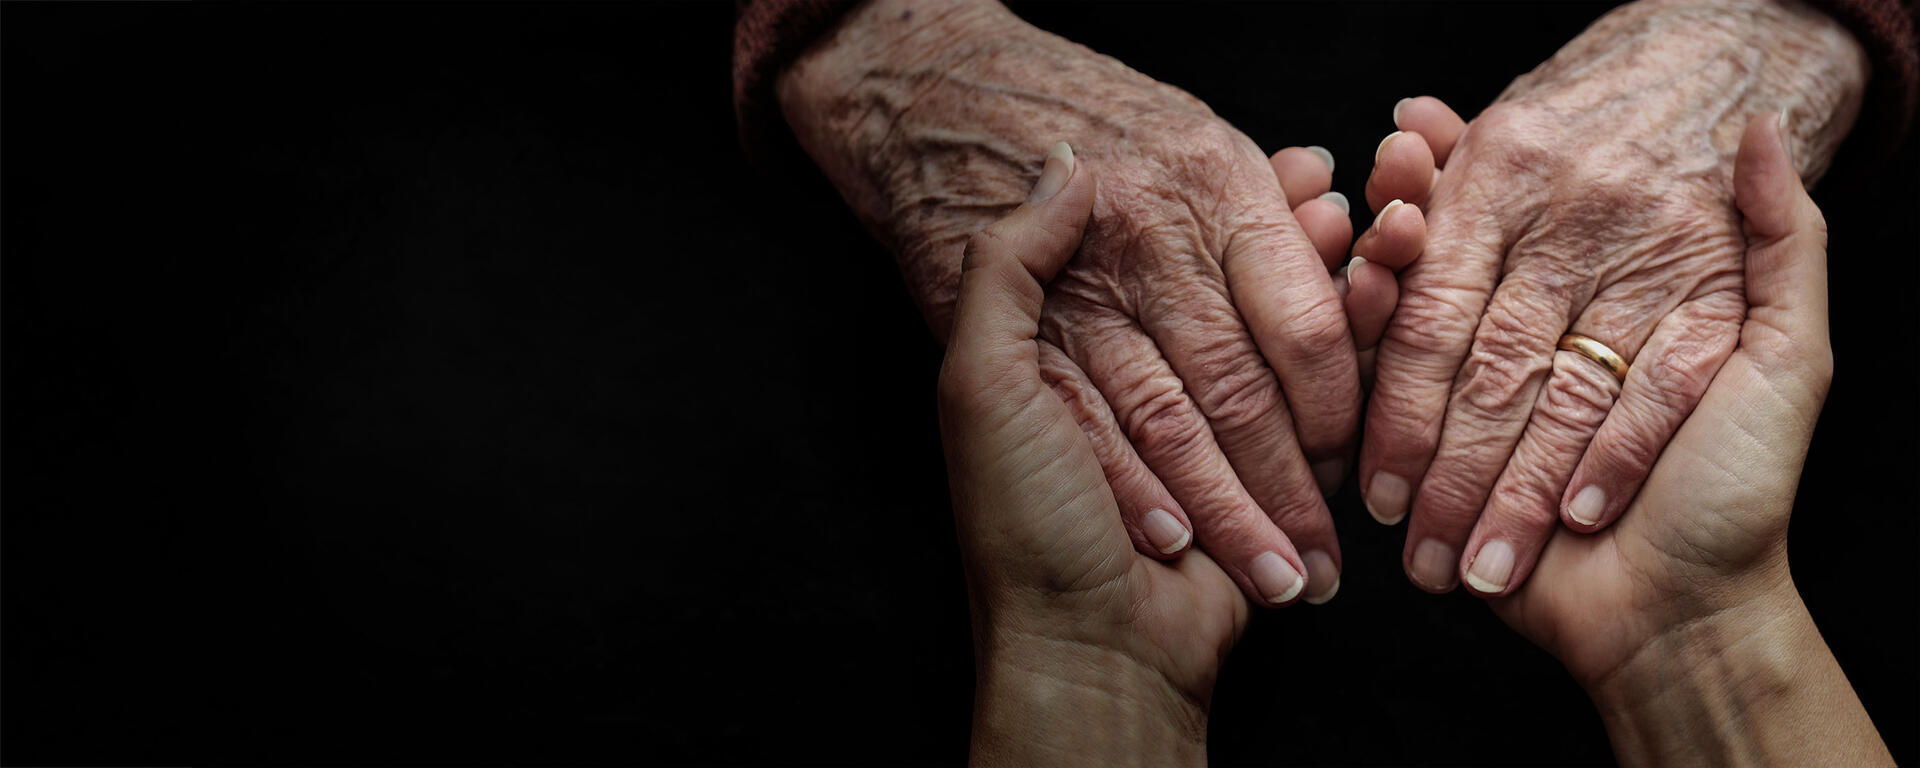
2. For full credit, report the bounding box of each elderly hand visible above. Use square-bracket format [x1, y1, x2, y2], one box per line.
[783, 0, 1358, 605]
[939, 143, 1247, 765]
[1355, 0, 1869, 595]
[1493, 113, 1888, 766]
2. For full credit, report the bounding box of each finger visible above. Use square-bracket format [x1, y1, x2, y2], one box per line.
[1364, 130, 1437, 212]
[1139, 289, 1345, 595]
[1459, 349, 1620, 596]
[1358, 208, 1507, 527]
[1351, 199, 1426, 272]
[1294, 195, 1355, 272]
[1344, 258, 1398, 387]
[1392, 96, 1468, 167]
[1042, 300, 1311, 606]
[1270, 145, 1336, 208]
[1737, 111, 1830, 349]
[1219, 203, 1362, 494]
[1038, 342, 1194, 558]
[947, 142, 1095, 365]
[1402, 273, 1573, 592]
[1559, 292, 1743, 532]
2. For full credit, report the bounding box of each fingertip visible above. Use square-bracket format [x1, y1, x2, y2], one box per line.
[1271, 146, 1336, 208]
[1140, 507, 1195, 557]
[1345, 259, 1398, 350]
[1393, 96, 1467, 165]
[1734, 111, 1810, 242]
[1365, 131, 1437, 212]
[1353, 199, 1426, 272]
[1293, 197, 1355, 271]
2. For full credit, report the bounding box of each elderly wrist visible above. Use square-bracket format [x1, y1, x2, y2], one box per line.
[1503, 0, 1868, 179]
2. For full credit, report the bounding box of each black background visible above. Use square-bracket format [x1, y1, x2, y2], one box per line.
[3, 2, 1914, 765]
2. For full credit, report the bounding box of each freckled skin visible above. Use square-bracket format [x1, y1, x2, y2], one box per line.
[1361, 0, 1869, 597]
[779, 0, 1354, 604]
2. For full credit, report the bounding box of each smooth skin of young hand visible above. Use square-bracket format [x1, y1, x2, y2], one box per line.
[1497, 114, 1889, 766]
[940, 142, 1249, 767]
[1356, 0, 1869, 596]
[785, 0, 1363, 606]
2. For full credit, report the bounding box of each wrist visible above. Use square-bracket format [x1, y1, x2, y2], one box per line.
[972, 629, 1209, 767]
[1502, 0, 1869, 180]
[1586, 577, 1889, 766]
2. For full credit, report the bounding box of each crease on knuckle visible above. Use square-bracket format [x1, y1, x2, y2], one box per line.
[1121, 384, 1212, 465]
[1382, 287, 1480, 361]
[1192, 358, 1280, 437]
[1535, 362, 1616, 438]
[1276, 291, 1352, 370]
[1415, 473, 1488, 527]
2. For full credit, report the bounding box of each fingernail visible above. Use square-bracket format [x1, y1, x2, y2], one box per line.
[1027, 141, 1075, 204]
[1393, 97, 1412, 127]
[1312, 459, 1344, 494]
[1142, 508, 1192, 554]
[1333, 273, 1350, 299]
[1373, 198, 1404, 231]
[1343, 256, 1368, 282]
[1251, 551, 1305, 604]
[1303, 550, 1341, 605]
[1375, 131, 1404, 164]
[1568, 485, 1605, 526]
[1317, 190, 1349, 214]
[1463, 539, 1515, 594]
[1363, 472, 1408, 525]
[1776, 110, 1794, 169]
[1304, 145, 1335, 172]
[1410, 538, 1457, 592]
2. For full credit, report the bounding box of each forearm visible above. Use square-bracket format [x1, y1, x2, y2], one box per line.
[1588, 581, 1890, 767]
[1503, 0, 1870, 181]
[973, 631, 1209, 767]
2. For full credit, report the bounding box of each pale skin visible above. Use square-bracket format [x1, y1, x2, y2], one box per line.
[945, 116, 1889, 767]
[941, 143, 1397, 767]
[1356, 0, 1871, 597]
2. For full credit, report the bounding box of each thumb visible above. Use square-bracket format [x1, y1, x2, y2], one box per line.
[943, 142, 1096, 379]
[1733, 111, 1833, 398]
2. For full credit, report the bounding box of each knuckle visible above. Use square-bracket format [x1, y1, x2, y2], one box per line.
[1455, 308, 1555, 419]
[1195, 360, 1281, 436]
[1383, 287, 1479, 355]
[1468, 104, 1561, 178]
[1415, 473, 1488, 527]
[1122, 385, 1212, 462]
[1522, 369, 1614, 459]
[1279, 292, 1353, 364]
[1487, 473, 1561, 529]
[1591, 423, 1660, 475]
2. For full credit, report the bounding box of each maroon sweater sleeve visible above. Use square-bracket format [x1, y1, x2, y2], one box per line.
[732, 0, 861, 163]
[732, 0, 1918, 158]
[1803, 0, 1917, 157]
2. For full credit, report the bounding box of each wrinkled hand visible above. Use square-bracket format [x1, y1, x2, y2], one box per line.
[938, 146, 1246, 766]
[1495, 113, 1890, 766]
[1356, 0, 1868, 595]
[782, 0, 1357, 605]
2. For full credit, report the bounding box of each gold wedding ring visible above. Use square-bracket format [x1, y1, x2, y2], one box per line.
[1558, 333, 1630, 382]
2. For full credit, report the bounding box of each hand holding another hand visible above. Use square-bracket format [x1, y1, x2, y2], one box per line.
[783, 0, 1366, 606]
[938, 144, 1244, 766]
[1357, 0, 1869, 596]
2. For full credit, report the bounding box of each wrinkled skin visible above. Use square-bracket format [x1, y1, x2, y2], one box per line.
[937, 151, 1243, 764]
[1357, 0, 1869, 596]
[781, 0, 1357, 605]
[1492, 115, 1889, 767]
